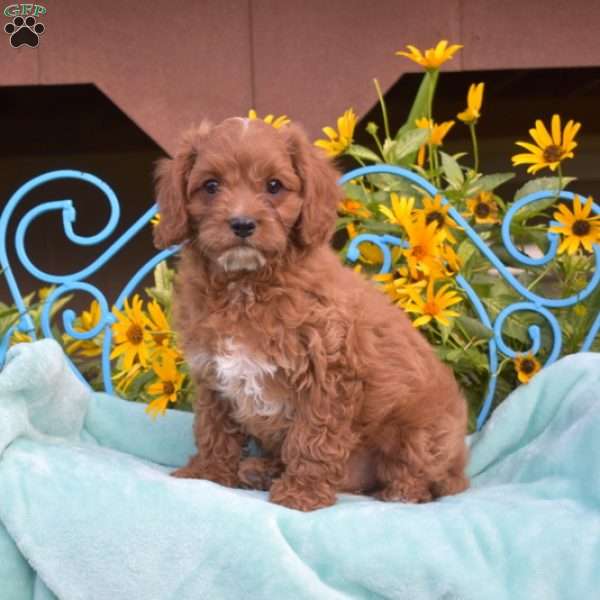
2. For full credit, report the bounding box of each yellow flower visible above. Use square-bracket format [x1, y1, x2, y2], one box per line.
[512, 114, 581, 174]
[416, 194, 459, 243]
[514, 353, 541, 384]
[38, 286, 54, 302]
[415, 118, 455, 167]
[404, 280, 462, 327]
[339, 198, 372, 219]
[415, 118, 455, 146]
[457, 83, 484, 124]
[65, 300, 103, 358]
[11, 330, 32, 345]
[548, 195, 600, 255]
[402, 215, 445, 279]
[373, 270, 427, 309]
[111, 295, 152, 370]
[146, 353, 184, 418]
[441, 243, 462, 275]
[395, 40, 463, 70]
[314, 108, 357, 157]
[113, 363, 144, 394]
[346, 223, 402, 265]
[247, 109, 290, 129]
[147, 300, 172, 347]
[379, 194, 415, 229]
[465, 191, 500, 224]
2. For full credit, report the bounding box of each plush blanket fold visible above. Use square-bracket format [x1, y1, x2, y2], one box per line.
[0, 340, 599, 600]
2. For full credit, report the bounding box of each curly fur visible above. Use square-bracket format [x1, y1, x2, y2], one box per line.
[154, 117, 469, 511]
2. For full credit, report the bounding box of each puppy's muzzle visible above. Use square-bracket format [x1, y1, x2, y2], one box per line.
[229, 217, 256, 238]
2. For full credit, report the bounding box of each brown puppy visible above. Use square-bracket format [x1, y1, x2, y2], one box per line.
[153, 117, 469, 511]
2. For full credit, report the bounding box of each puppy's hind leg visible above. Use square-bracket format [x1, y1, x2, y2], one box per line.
[372, 425, 437, 504]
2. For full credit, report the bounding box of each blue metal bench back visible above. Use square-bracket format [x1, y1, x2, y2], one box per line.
[1, 167, 598, 430]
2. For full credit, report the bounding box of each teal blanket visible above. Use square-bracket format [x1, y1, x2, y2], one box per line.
[1, 340, 599, 600]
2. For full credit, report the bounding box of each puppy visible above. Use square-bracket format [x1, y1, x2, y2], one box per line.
[153, 117, 469, 511]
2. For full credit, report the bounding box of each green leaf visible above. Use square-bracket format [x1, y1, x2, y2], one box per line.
[440, 151, 464, 190]
[467, 173, 515, 195]
[512, 198, 560, 224]
[395, 70, 439, 140]
[456, 315, 493, 340]
[393, 128, 429, 162]
[342, 182, 368, 202]
[514, 176, 576, 201]
[382, 139, 397, 163]
[347, 144, 382, 164]
[366, 174, 416, 194]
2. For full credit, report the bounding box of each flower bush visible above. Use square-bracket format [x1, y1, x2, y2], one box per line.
[3, 40, 600, 429]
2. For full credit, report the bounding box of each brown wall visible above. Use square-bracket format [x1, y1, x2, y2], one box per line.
[2, 0, 600, 155]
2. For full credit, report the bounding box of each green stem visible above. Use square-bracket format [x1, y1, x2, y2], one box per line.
[373, 78, 391, 141]
[348, 152, 366, 167]
[469, 123, 480, 173]
[431, 145, 441, 187]
[368, 129, 385, 157]
[556, 163, 563, 201]
[526, 263, 554, 292]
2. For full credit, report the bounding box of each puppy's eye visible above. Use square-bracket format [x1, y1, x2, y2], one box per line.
[266, 179, 283, 194]
[203, 179, 220, 195]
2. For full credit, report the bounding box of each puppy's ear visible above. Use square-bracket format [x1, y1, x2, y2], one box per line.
[153, 121, 212, 249]
[284, 123, 343, 247]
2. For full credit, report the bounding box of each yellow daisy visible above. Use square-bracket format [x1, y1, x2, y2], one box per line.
[415, 118, 455, 166]
[314, 108, 357, 157]
[379, 194, 415, 229]
[514, 353, 541, 384]
[146, 353, 185, 418]
[465, 191, 500, 224]
[512, 114, 581, 174]
[147, 300, 172, 347]
[404, 280, 462, 327]
[457, 83, 485, 124]
[111, 295, 152, 370]
[395, 40, 463, 70]
[373, 270, 427, 309]
[441, 243, 462, 275]
[339, 198, 372, 219]
[416, 194, 459, 243]
[11, 330, 32, 345]
[113, 363, 144, 394]
[247, 109, 290, 129]
[402, 215, 445, 279]
[548, 195, 600, 255]
[64, 300, 103, 358]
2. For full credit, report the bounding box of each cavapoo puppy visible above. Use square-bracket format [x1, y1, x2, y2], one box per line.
[153, 117, 469, 511]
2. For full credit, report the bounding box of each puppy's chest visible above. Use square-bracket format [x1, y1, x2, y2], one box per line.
[189, 338, 293, 428]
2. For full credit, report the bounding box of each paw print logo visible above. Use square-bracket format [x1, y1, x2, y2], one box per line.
[4, 16, 45, 48]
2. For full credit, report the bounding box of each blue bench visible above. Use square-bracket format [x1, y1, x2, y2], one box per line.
[1, 166, 599, 430]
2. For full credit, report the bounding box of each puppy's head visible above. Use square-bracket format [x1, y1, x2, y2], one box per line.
[153, 118, 342, 272]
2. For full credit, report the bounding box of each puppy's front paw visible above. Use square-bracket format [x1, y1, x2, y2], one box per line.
[269, 477, 336, 511]
[238, 457, 283, 491]
[171, 461, 240, 488]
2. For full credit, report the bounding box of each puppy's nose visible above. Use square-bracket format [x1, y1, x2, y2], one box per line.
[229, 217, 256, 238]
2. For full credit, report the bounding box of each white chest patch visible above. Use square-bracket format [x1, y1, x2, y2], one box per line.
[212, 338, 281, 421]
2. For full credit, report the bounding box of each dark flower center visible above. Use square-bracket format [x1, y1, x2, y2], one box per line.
[153, 332, 168, 346]
[163, 381, 175, 395]
[572, 219, 591, 237]
[126, 324, 143, 345]
[475, 202, 491, 218]
[520, 359, 536, 374]
[543, 144, 564, 163]
[426, 211, 445, 229]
